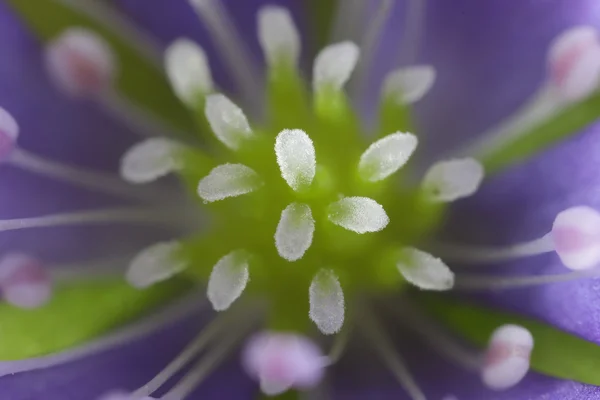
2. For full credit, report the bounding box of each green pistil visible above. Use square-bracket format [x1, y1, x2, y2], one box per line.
[175, 61, 445, 332]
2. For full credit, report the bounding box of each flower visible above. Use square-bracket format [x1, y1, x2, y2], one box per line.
[2, 0, 600, 399]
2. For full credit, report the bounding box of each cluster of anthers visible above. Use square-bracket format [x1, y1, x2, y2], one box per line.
[2, 1, 600, 399]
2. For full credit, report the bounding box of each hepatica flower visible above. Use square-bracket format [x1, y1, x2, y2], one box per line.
[3, 0, 600, 399]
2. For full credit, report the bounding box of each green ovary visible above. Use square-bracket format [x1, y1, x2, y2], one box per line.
[175, 63, 445, 332]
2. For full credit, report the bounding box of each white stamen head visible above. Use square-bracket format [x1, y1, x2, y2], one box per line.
[358, 132, 418, 182]
[548, 26, 600, 101]
[275, 203, 315, 262]
[98, 391, 155, 400]
[275, 129, 316, 191]
[126, 241, 187, 289]
[313, 41, 360, 91]
[207, 250, 250, 311]
[45, 28, 116, 97]
[205, 94, 254, 150]
[383, 65, 437, 104]
[422, 158, 484, 202]
[482, 324, 533, 391]
[165, 39, 213, 106]
[0, 253, 52, 309]
[396, 248, 454, 291]
[0, 107, 19, 161]
[120, 138, 183, 184]
[242, 332, 326, 396]
[327, 197, 389, 234]
[197, 163, 263, 203]
[309, 269, 345, 335]
[552, 206, 600, 270]
[258, 6, 300, 67]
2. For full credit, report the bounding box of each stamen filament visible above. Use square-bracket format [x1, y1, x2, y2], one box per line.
[455, 268, 600, 290]
[359, 308, 426, 400]
[161, 311, 257, 400]
[330, 0, 365, 42]
[132, 305, 252, 398]
[189, 0, 262, 112]
[98, 88, 191, 138]
[326, 326, 351, 365]
[398, 0, 427, 65]
[430, 234, 554, 265]
[54, 0, 163, 66]
[387, 301, 481, 370]
[0, 208, 180, 232]
[8, 148, 162, 203]
[0, 292, 202, 377]
[49, 256, 130, 282]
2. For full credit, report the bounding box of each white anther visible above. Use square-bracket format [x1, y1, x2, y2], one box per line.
[197, 163, 263, 203]
[309, 269, 345, 335]
[120, 137, 183, 184]
[205, 94, 254, 150]
[422, 158, 484, 202]
[275, 129, 316, 191]
[552, 206, 600, 270]
[126, 241, 187, 289]
[358, 132, 418, 182]
[482, 325, 533, 391]
[383, 65, 436, 104]
[165, 39, 213, 106]
[258, 5, 300, 67]
[275, 203, 315, 262]
[207, 250, 250, 311]
[313, 41, 360, 91]
[396, 248, 454, 291]
[45, 28, 116, 97]
[328, 197, 389, 234]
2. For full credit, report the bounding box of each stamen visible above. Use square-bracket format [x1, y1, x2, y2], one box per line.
[358, 132, 418, 182]
[99, 391, 154, 400]
[8, 148, 163, 203]
[55, 0, 163, 65]
[49, 256, 130, 282]
[257, 6, 300, 67]
[398, 0, 428, 65]
[242, 332, 326, 396]
[396, 247, 454, 291]
[0, 208, 180, 233]
[275, 203, 315, 262]
[548, 26, 600, 101]
[359, 309, 426, 400]
[275, 129, 316, 191]
[0, 292, 203, 377]
[0, 107, 19, 161]
[120, 138, 184, 184]
[126, 241, 187, 289]
[0, 253, 52, 309]
[327, 197, 389, 234]
[349, 0, 393, 98]
[204, 94, 254, 151]
[382, 66, 436, 105]
[313, 42, 360, 92]
[325, 325, 351, 365]
[481, 325, 533, 390]
[454, 268, 600, 290]
[421, 158, 484, 202]
[161, 320, 254, 400]
[309, 269, 345, 335]
[165, 39, 213, 107]
[207, 250, 250, 311]
[551, 206, 600, 270]
[130, 304, 247, 398]
[386, 301, 480, 370]
[430, 235, 555, 265]
[46, 28, 115, 98]
[188, 0, 262, 110]
[197, 163, 263, 203]
[330, 0, 366, 43]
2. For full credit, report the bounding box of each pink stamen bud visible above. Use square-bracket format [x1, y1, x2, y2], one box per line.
[45, 28, 116, 97]
[0, 253, 52, 309]
[0, 107, 18, 161]
[481, 324, 533, 391]
[552, 206, 600, 270]
[242, 332, 326, 396]
[548, 26, 600, 101]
